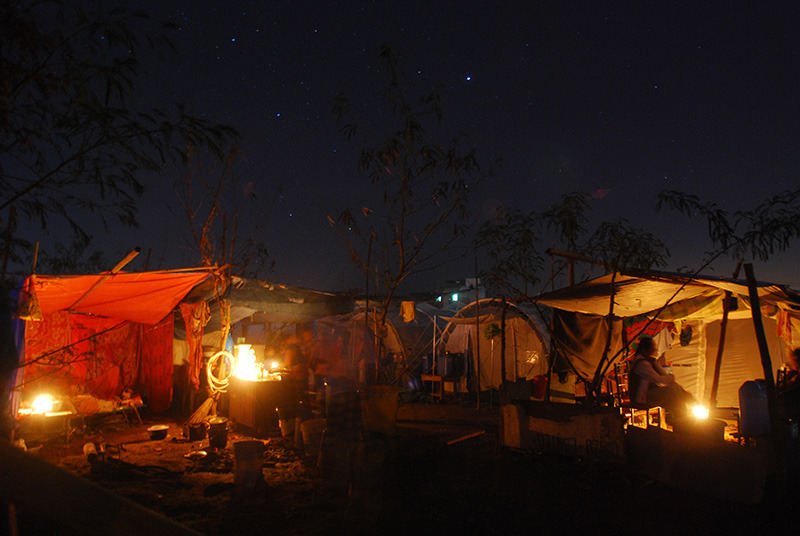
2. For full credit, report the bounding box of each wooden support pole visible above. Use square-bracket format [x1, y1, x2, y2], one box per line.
[475, 287, 481, 411]
[500, 299, 507, 397]
[708, 260, 743, 409]
[743, 264, 778, 420]
[743, 263, 785, 491]
[708, 290, 732, 409]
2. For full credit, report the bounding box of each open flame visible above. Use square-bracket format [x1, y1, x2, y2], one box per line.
[229, 344, 284, 382]
[234, 344, 261, 380]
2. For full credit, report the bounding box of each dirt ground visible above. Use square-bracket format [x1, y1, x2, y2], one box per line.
[11, 395, 795, 536]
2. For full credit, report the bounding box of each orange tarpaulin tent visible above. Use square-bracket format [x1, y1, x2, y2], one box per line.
[17, 270, 210, 412]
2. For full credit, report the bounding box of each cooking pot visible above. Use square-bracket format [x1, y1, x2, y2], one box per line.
[148, 424, 169, 440]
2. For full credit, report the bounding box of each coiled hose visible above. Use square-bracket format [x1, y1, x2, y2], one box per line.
[206, 350, 234, 395]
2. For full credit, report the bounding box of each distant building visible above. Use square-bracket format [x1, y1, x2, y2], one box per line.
[435, 278, 485, 307]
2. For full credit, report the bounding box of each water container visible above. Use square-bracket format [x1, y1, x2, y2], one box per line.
[739, 380, 770, 437]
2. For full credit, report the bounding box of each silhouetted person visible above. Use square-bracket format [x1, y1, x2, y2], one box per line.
[629, 336, 695, 420]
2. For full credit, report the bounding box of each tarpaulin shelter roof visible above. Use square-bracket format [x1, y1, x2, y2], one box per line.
[25, 270, 211, 325]
[536, 269, 800, 406]
[181, 276, 355, 331]
[536, 270, 800, 319]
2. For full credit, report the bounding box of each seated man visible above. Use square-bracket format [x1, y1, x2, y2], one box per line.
[628, 336, 695, 420]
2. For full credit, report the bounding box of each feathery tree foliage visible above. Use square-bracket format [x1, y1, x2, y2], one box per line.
[330, 46, 485, 382]
[0, 1, 239, 279]
[476, 192, 670, 298]
[657, 188, 800, 266]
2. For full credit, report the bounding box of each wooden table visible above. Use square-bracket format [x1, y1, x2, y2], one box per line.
[228, 377, 295, 434]
[420, 374, 461, 402]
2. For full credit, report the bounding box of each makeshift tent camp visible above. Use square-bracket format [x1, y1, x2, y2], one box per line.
[314, 301, 446, 385]
[537, 270, 800, 408]
[12, 269, 211, 415]
[438, 299, 550, 391]
[171, 276, 355, 399]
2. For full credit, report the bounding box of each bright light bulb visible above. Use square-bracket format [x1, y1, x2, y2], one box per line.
[691, 404, 709, 420]
[32, 394, 55, 414]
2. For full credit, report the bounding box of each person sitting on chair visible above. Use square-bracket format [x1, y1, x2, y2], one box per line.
[629, 336, 695, 420]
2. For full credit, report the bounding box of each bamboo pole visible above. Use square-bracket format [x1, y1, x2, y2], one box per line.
[69, 247, 141, 310]
[31, 242, 39, 274]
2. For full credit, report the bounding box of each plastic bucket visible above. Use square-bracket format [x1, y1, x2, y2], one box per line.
[207, 416, 229, 448]
[300, 419, 326, 458]
[279, 418, 295, 438]
[233, 440, 264, 488]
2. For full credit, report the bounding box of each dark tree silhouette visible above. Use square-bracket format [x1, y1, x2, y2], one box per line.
[0, 1, 239, 280]
[331, 46, 485, 381]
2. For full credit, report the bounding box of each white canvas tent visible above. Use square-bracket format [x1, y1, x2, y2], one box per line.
[537, 270, 800, 408]
[439, 299, 550, 391]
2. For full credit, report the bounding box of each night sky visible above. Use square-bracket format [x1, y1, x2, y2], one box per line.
[45, 2, 800, 291]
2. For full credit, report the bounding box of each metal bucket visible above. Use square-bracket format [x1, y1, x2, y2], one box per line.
[207, 416, 229, 448]
[184, 422, 206, 441]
